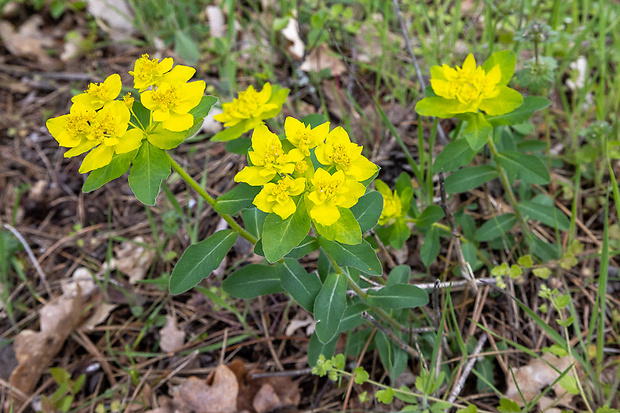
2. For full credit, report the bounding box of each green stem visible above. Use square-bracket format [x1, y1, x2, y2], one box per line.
[323, 250, 409, 333]
[486, 130, 532, 245]
[166, 153, 257, 244]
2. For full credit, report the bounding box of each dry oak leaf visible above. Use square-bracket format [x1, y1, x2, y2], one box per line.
[505, 352, 576, 412]
[0, 16, 55, 65]
[300, 43, 347, 77]
[159, 315, 185, 353]
[172, 365, 239, 413]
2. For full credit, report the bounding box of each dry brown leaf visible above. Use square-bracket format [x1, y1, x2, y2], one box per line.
[86, 0, 136, 41]
[9, 293, 86, 397]
[172, 365, 239, 413]
[62, 267, 97, 298]
[300, 44, 346, 77]
[284, 313, 314, 337]
[0, 16, 55, 65]
[281, 16, 305, 60]
[112, 236, 157, 284]
[505, 352, 575, 411]
[252, 383, 281, 413]
[159, 315, 185, 353]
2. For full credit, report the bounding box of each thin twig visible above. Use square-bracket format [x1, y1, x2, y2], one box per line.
[342, 329, 376, 412]
[347, 277, 497, 296]
[438, 171, 478, 292]
[249, 368, 313, 380]
[447, 333, 488, 403]
[391, 0, 447, 144]
[151, 351, 199, 392]
[2, 223, 52, 298]
[361, 312, 418, 358]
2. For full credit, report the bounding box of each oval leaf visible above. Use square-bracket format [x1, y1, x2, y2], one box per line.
[222, 264, 283, 298]
[277, 258, 322, 312]
[495, 150, 550, 184]
[444, 165, 498, 193]
[350, 191, 383, 232]
[517, 200, 570, 231]
[318, 238, 382, 276]
[433, 139, 477, 173]
[83, 150, 137, 193]
[263, 197, 311, 263]
[314, 272, 347, 344]
[169, 229, 237, 294]
[313, 207, 362, 245]
[474, 213, 518, 242]
[308, 331, 337, 366]
[367, 284, 429, 310]
[214, 183, 261, 215]
[128, 141, 171, 206]
[487, 96, 551, 126]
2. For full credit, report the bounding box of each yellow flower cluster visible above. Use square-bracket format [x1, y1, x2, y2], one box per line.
[235, 117, 378, 226]
[47, 54, 206, 173]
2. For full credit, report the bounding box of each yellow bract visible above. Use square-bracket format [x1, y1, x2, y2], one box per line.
[71, 74, 122, 110]
[141, 66, 205, 132]
[315, 127, 378, 182]
[214, 83, 277, 128]
[129, 54, 174, 92]
[307, 168, 366, 226]
[253, 176, 306, 219]
[375, 180, 403, 225]
[285, 117, 330, 156]
[430, 54, 501, 114]
[234, 125, 304, 186]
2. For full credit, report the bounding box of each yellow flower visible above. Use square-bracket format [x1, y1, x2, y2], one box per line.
[46, 102, 96, 148]
[129, 54, 174, 92]
[315, 127, 378, 182]
[48, 101, 143, 173]
[253, 176, 306, 219]
[284, 117, 330, 156]
[416, 51, 523, 118]
[71, 74, 122, 110]
[307, 168, 366, 226]
[235, 124, 304, 186]
[141, 66, 206, 132]
[375, 180, 402, 225]
[214, 83, 277, 129]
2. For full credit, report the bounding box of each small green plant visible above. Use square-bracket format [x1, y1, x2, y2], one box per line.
[40, 368, 85, 413]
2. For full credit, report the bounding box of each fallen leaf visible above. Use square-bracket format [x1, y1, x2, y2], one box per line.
[505, 352, 576, 411]
[252, 383, 281, 413]
[9, 292, 87, 398]
[62, 267, 97, 298]
[159, 315, 185, 353]
[284, 313, 315, 337]
[0, 16, 55, 65]
[172, 365, 239, 413]
[281, 16, 305, 60]
[112, 236, 157, 284]
[300, 43, 347, 77]
[86, 0, 136, 41]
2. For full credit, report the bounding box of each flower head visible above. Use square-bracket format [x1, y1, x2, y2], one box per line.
[285, 117, 330, 156]
[235, 125, 304, 186]
[141, 66, 206, 132]
[129, 54, 174, 92]
[315, 127, 378, 182]
[375, 180, 403, 225]
[416, 51, 523, 118]
[71, 74, 122, 110]
[307, 168, 366, 226]
[253, 176, 306, 219]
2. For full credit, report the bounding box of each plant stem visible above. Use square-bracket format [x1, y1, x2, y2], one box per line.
[486, 130, 532, 245]
[166, 153, 257, 244]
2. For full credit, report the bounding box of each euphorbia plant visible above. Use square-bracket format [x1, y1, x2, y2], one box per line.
[46, 55, 429, 370]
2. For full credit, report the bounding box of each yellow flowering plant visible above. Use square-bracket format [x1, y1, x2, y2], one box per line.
[47, 56, 431, 371]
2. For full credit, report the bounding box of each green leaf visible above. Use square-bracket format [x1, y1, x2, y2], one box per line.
[190, 95, 218, 119]
[375, 388, 394, 404]
[495, 151, 550, 184]
[517, 200, 570, 231]
[314, 273, 347, 343]
[83, 149, 137, 193]
[313, 207, 362, 245]
[225, 137, 252, 154]
[350, 191, 383, 232]
[444, 165, 498, 193]
[214, 183, 261, 215]
[482, 50, 516, 86]
[169, 230, 237, 294]
[367, 284, 429, 310]
[128, 141, 171, 206]
[518, 255, 534, 268]
[433, 139, 477, 173]
[354, 367, 369, 384]
[497, 397, 521, 413]
[386, 265, 410, 286]
[318, 238, 382, 275]
[307, 331, 337, 366]
[211, 121, 248, 142]
[413, 205, 444, 228]
[174, 30, 199, 65]
[277, 258, 322, 312]
[146, 127, 186, 150]
[487, 96, 551, 126]
[263, 198, 311, 263]
[301, 113, 327, 128]
[241, 207, 267, 239]
[221, 264, 283, 298]
[420, 225, 440, 267]
[338, 303, 367, 332]
[462, 112, 492, 151]
[415, 96, 462, 118]
[474, 214, 518, 242]
[285, 235, 319, 259]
